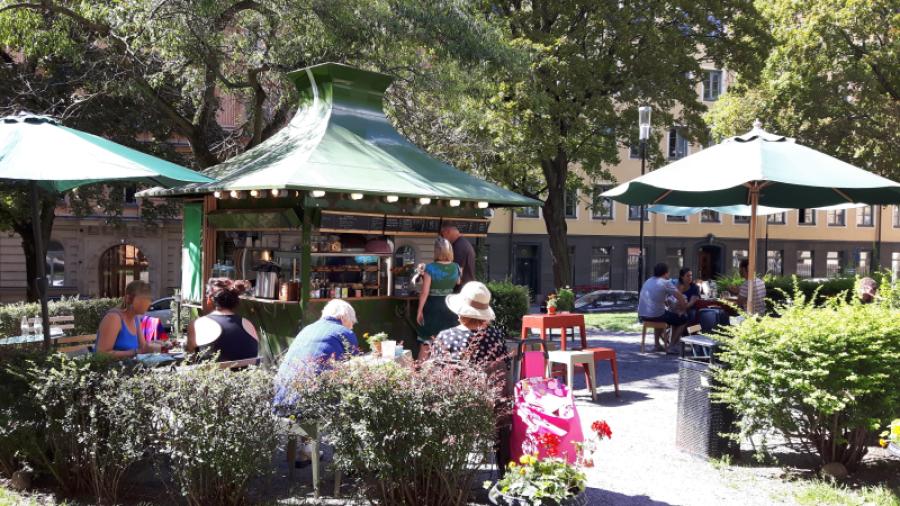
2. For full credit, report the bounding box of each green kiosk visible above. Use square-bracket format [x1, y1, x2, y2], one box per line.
[143, 63, 538, 358]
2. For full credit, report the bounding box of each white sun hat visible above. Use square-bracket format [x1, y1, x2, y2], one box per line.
[445, 281, 495, 321]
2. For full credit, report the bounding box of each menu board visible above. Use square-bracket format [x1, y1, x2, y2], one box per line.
[384, 215, 442, 235]
[442, 219, 490, 237]
[318, 211, 385, 234]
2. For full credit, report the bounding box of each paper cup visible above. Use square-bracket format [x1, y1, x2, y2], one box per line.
[381, 340, 396, 359]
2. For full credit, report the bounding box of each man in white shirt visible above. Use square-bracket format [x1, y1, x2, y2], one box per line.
[638, 263, 688, 352]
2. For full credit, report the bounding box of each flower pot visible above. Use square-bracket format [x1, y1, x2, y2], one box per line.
[548, 306, 557, 315]
[889, 443, 900, 458]
[488, 484, 586, 506]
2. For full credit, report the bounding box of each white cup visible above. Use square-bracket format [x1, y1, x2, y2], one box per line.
[381, 340, 396, 359]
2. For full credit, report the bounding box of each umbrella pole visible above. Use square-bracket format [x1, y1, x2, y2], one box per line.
[30, 182, 51, 348]
[747, 184, 759, 313]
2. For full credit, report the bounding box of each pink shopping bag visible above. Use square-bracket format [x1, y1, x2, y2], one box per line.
[510, 377, 584, 464]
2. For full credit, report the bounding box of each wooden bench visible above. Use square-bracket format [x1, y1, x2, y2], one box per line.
[55, 334, 96, 354]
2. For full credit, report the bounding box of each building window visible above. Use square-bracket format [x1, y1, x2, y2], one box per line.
[827, 209, 846, 226]
[856, 205, 874, 227]
[628, 143, 641, 159]
[826, 251, 843, 278]
[766, 250, 783, 275]
[626, 247, 644, 290]
[124, 187, 137, 204]
[894, 206, 900, 228]
[797, 250, 814, 278]
[591, 247, 611, 289]
[734, 215, 750, 224]
[732, 249, 748, 272]
[767, 212, 786, 225]
[46, 240, 65, 287]
[668, 127, 689, 160]
[857, 250, 871, 276]
[564, 188, 578, 219]
[592, 185, 614, 220]
[702, 70, 723, 101]
[628, 205, 649, 221]
[666, 248, 685, 270]
[798, 209, 816, 225]
[700, 210, 720, 223]
[666, 214, 687, 222]
[515, 206, 539, 219]
[99, 244, 149, 298]
[893, 252, 900, 281]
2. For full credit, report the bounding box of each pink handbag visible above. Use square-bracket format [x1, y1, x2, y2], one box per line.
[510, 377, 585, 464]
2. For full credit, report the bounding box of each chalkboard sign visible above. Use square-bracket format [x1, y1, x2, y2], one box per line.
[384, 215, 442, 235]
[443, 219, 490, 237]
[318, 211, 385, 234]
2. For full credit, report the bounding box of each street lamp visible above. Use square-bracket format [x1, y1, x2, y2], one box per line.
[638, 106, 651, 289]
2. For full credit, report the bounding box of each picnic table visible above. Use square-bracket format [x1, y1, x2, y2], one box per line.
[0, 327, 65, 347]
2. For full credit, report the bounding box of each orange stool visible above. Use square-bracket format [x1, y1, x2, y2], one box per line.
[582, 347, 620, 397]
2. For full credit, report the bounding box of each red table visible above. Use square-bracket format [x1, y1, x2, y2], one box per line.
[520, 313, 587, 351]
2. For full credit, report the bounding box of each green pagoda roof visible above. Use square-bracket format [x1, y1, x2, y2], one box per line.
[143, 63, 538, 208]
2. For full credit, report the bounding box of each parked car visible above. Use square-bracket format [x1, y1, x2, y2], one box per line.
[145, 297, 173, 331]
[573, 290, 639, 313]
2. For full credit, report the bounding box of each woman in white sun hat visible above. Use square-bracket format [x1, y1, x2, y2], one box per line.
[431, 281, 509, 368]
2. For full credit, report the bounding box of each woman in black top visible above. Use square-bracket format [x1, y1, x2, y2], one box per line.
[187, 278, 259, 362]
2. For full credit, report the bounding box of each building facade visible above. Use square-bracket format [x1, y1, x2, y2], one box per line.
[483, 67, 900, 297]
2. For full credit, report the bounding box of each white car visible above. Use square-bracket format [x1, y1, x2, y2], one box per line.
[145, 297, 174, 331]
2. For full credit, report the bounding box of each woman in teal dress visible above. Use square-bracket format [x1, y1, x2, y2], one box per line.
[416, 237, 461, 359]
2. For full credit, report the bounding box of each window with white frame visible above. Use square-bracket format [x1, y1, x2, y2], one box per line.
[797, 250, 814, 278]
[591, 247, 612, 288]
[668, 127, 689, 160]
[702, 70, 723, 101]
[628, 205, 649, 221]
[666, 248, 685, 270]
[46, 240, 65, 287]
[734, 215, 750, 224]
[667, 214, 687, 222]
[826, 251, 844, 278]
[515, 206, 539, 218]
[827, 209, 846, 226]
[701, 210, 720, 223]
[894, 206, 900, 228]
[564, 188, 578, 219]
[732, 249, 748, 272]
[798, 209, 816, 225]
[628, 143, 641, 159]
[857, 250, 871, 276]
[767, 212, 786, 224]
[893, 252, 900, 281]
[592, 185, 614, 220]
[766, 250, 783, 275]
[856, 205, 874, 227]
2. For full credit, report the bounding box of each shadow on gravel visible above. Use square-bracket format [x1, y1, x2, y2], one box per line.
[585, 487, 675, 506]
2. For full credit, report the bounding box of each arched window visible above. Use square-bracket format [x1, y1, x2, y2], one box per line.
[99, 244, 149, 297]
[46, 240, 65, 287]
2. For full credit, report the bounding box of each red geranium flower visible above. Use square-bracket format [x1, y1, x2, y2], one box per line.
[592, 420, 612, 440]
[536, 432, 562, 457]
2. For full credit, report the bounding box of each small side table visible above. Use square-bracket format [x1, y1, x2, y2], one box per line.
[520, 313, 587, 351]
[546, 350, 597, 401]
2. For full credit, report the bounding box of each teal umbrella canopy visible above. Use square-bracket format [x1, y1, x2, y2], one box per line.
[0, 114, 214, 191]
[603, 123, 900, 207]
[648, 202, 864, 217]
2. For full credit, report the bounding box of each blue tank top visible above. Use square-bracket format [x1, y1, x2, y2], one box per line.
[101, 313, 140, 352]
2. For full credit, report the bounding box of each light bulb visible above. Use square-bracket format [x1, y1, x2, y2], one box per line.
[449, 199, 461, 207]
[385, 195, 399, 203]
[477, 201, 489, 209]
[249, 189, 259, 198]
[312, 190, 326, 198]
[270, 189, 281, 197]
[419, 197, 431, 205]
[229, 190, 240, 199]
[213, 191, 222, 199]
[350, 193, 364, 200]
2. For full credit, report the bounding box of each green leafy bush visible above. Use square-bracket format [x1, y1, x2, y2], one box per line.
[487, 280, 530, 336]
[289, 360, 501, 506]
[714, 286, 900, 470]
[25, 354, 154, 502]
[0, 297, 121, 337]
[556, 287, 575, 312]
[153, 363, 281, 506]
[716, 273, 889, 311]
[0, 348, 53, 477]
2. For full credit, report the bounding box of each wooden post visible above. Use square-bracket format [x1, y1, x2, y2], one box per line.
[747, 184, 760, 313]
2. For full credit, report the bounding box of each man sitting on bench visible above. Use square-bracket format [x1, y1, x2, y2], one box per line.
[638, 263, 688, 353]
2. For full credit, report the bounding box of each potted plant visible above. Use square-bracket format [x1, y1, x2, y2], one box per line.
[546, 294, 558, 315]
[573, 420, 613, 468]
[364, 332, 388, 355]
[880, 419, 900, 458]
[486, 454, 586, 506]
[556, 287, 575, 313]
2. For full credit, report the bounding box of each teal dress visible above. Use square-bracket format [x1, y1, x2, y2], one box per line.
[418, 262, 460, 342]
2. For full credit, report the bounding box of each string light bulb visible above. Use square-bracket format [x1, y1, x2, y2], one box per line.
[449, 199, 461, 207]
[229, 190, 240, 199]
[311, 190, 326, 198]
[385, 195, 399, 203]
[350, 193, 364, 200]
[270, 189, 282, 197]
[249, 189, 260, 198]
[418, 197, 431, 205]
[477, 201, 489, 209]
[213, 191, 222, 199]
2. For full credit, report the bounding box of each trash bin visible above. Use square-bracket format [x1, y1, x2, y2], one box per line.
[675, 335, 739, 460]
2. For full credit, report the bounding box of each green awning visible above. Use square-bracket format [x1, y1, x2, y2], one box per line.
[141, 63, 539, 208]
[206, 209, 301, 230]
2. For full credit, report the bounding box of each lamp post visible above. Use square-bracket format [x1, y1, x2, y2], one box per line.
[638, 106, 651, 289]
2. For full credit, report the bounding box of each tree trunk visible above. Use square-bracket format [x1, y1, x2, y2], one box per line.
[541, 155, 571, 290]
[13, 198, 56, 302]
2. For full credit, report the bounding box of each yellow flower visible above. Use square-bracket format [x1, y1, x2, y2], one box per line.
[508, 461, 517, 468]
[879, 439, 889, 448]
[519, 455, 530, 465]
[892, 424, 900, 437]
[519, 468, 526, 476]
[364, 332, 370, 338]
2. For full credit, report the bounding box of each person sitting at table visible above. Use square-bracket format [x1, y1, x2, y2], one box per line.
[857, 277, 878, 304]
[95, 280, 158, 359]
[732, 259, 766, 315]
[415, 237, 461, 360]
[275, 299, 359, 386]
[186, 278, 259, 362]
[638, 263, 688, 353]
[673, 268, 701, 323]
[431, 281, 510, 369]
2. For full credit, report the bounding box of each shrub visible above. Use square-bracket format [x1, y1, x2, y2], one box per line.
[153, 363, 281, 506]
[0, 297, 121, 337]
[26, 354, 154, 503]
[0, 348, 53, 477]
[556, 287, 575, 312]
[716, 273, 889, 311]
[487, 280, 530, 336]
[713, 288, 900, 471]
[289, 360, 502, 506]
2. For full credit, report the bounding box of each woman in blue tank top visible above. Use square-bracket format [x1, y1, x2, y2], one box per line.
[186, 278, 259, 362]
[96, 280, 155, 359]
